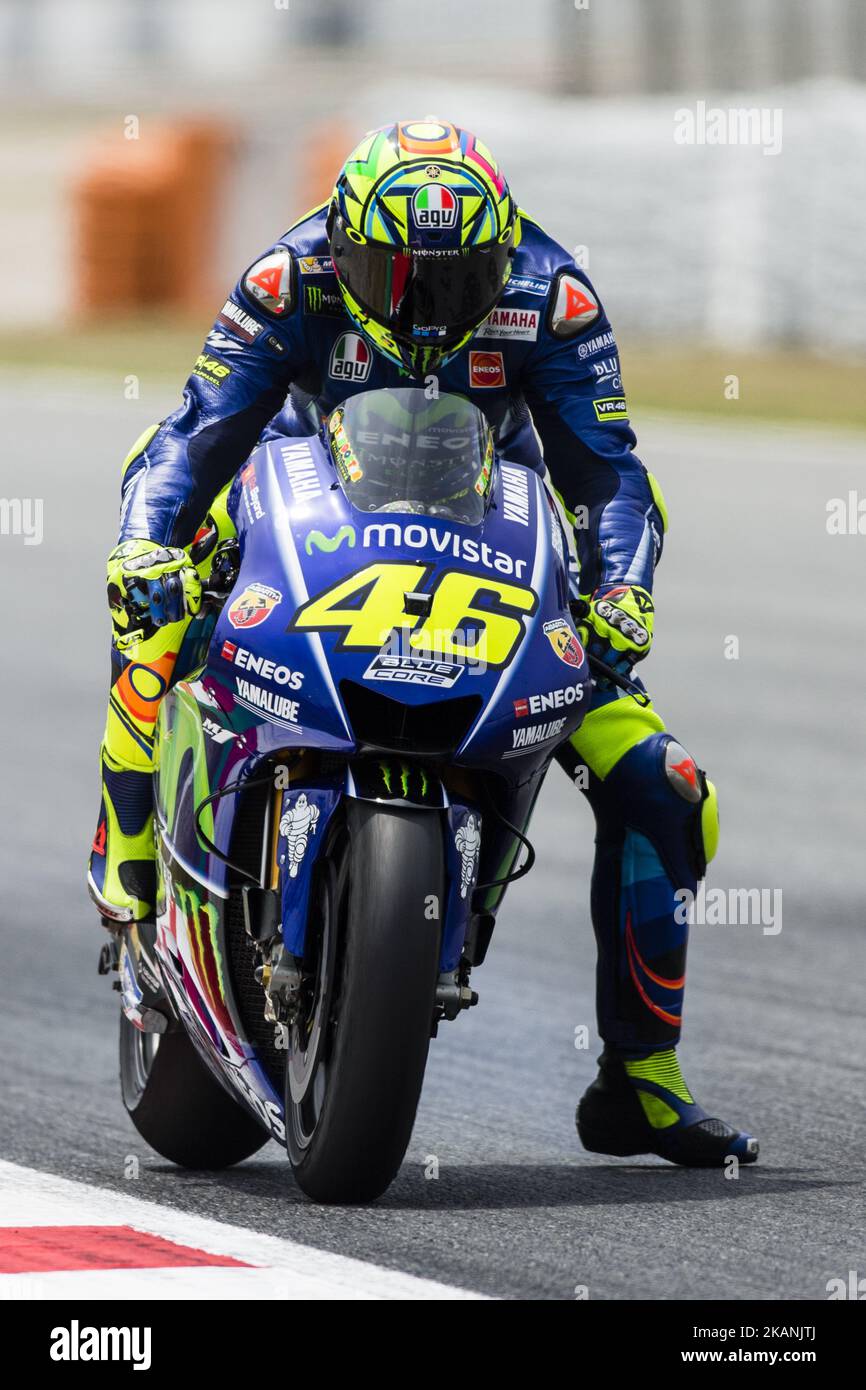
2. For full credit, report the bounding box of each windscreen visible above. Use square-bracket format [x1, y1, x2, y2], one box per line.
[327, 388, 494, 526]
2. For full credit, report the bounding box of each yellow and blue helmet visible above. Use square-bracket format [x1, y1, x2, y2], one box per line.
[327, 120, 520, 377]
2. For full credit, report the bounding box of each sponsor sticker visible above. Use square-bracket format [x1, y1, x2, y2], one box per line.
[206, 330, 246, 355]
[280, 793, 321, 874]
[328, 407, 364, 480]
[476, 307, 540, 342]
[543, 618, 584, 666]
[475, 434, 494, 497]
[499, 465, 530, 525]
[330, 332, 372, 382]
[578, 329, 616, 360]
[304, 283, 344, 317]
[507, 274, 550, 297]
[235, 678, 301, 728]
[298, 255, 334, 274]
[227, 582, 282, 630]
[412, 183, 459, 230]
[221, 638, 304, 690]
[361, 519, 527, 578]
[192, 353, 231, 388]
[469, 350, 505, 389]
[454, 814, 481, 899]
[217, 298, 264, 343]
[593, 395, 629, 422]
[281, 442, 322, 502]
[304, 524, 356, 554]
[202, 715, 235, 745]
[590, 355, 621, 385]
[505, 716, 568, 756]
[364, 653, 465, 688]
[513, 684, 584, 717]
[240, 461, 264, 524]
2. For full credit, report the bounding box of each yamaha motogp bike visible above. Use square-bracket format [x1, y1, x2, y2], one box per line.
[106, 387, 591, 1203]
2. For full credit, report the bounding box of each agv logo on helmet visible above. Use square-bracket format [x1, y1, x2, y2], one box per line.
[412, 184, 459, 230]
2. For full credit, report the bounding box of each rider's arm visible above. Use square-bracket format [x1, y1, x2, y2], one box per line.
[521, 263, 666, 596]
[118, 244, 305, 548]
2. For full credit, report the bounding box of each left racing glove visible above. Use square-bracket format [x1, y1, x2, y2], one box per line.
[575, 583, 654, 677]
[107, 539, 202, 646]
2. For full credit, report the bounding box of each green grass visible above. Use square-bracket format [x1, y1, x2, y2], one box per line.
[620, 343, 866, 430]
[1, 318, 863, 430]
[2, 316, 206, 383]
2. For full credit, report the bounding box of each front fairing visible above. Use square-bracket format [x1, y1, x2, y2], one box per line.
[211, 427, 590, 771]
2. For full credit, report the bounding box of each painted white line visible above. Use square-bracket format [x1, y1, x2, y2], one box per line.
[0, 1161, 487, 1301]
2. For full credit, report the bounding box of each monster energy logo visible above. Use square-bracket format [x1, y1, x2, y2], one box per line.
[380, 761, 430, 799]
[304, 525, 356, 555]
[304, 284, 343, 317]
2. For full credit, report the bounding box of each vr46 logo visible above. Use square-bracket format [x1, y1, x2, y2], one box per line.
[290, 562, 537, 668]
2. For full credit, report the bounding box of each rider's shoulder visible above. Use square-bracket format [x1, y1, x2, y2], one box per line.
[513, 213, 585, 282]
[513, 212, 603, 342]
[279, 202, 333, 265]
[235, 205, 333, 324]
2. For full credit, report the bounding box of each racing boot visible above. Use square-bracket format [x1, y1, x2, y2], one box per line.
[577, 1045, 759, 1167]
[88, 747, 156, 927]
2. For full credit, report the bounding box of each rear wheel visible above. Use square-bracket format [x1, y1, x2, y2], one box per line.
[287, 801, 444, 1203]
[120, 1015, 270, 1169]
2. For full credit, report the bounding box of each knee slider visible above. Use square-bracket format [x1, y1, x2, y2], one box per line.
[663, 738, 719, 875]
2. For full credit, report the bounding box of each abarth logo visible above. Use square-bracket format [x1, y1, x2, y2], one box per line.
[228, 582, 282, 630]
[543, 618, 584, 667]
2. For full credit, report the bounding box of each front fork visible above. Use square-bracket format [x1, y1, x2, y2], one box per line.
[244, 758, 485, 1032]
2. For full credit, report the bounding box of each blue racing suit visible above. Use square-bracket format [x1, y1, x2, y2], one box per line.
[112, 205, 718, 1053]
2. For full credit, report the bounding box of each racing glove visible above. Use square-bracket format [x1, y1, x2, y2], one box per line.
[107, 539, 202, 646]
[574, 583, 654, 678]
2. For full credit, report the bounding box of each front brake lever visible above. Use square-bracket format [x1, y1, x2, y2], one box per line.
[586, 654, 651, 707]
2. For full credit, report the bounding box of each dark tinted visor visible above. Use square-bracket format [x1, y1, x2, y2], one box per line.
[330, 220, 514, 347]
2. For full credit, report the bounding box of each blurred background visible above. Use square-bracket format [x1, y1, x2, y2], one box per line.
[1, 0, 865, 421]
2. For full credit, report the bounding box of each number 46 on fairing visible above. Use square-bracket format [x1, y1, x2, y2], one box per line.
[290, 562, 538, 667]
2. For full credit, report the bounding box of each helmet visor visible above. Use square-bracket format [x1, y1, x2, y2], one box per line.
[330, 219, 514, 349]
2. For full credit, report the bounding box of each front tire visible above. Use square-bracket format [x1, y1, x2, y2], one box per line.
[287, 801, 444, 1203]
[120, 1015, 270, 1169]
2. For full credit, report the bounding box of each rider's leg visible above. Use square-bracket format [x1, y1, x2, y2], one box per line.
[89, 463, 236, 926]
[559, 685, 758, 1166]
[88, 628, 184, 924]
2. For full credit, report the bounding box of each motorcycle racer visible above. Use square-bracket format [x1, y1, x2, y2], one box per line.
[89, 119, 758, 1168]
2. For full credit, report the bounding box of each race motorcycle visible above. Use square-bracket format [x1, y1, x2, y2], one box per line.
[101, 386, 593, 1204]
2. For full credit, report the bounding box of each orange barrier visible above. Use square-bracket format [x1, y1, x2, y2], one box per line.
[296, 122, 352, 218]
[72, 121, 236, 318]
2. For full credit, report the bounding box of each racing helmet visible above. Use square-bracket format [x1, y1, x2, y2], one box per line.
[327, 120, 520, 377]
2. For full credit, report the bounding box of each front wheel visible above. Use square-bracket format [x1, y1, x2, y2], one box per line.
[287, 801, 444, 1203]
[120, 1014, 271, 1169]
